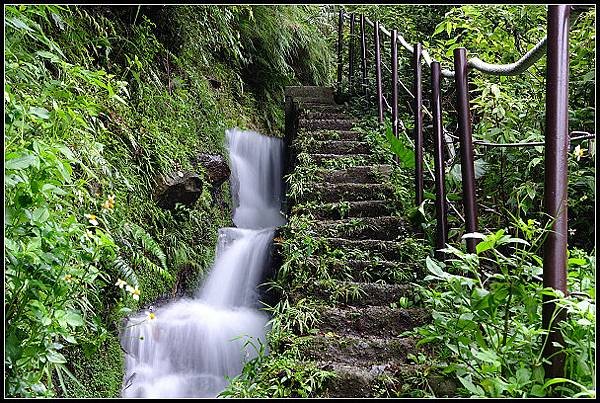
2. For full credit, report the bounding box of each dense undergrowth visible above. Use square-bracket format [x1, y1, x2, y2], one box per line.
[4, 4, 332, 397]
[222, 4, 595, 398]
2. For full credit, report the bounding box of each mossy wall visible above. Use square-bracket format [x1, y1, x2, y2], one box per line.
[5, 5, 333, 397]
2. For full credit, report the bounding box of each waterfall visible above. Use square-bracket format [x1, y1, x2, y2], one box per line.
[120, 128, 285, 398]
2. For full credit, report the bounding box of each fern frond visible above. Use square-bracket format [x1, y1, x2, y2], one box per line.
[128, 222, 168, 269]
[113, 255, 140, 288]
[131, 250, 173, 282]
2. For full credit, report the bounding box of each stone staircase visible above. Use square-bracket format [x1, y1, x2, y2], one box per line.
[278, 87, 454, 397]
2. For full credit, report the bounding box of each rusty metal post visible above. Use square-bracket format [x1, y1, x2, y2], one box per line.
[431, 61, 448, 261]
[413, 42, 424, 206]
[453, 47, 478, 254]
[374, 21, 384, 124]
[336, 10, 343, 94]
[542, 4, 570, 380]
[348, 14, 355, 95]
[360, 14, 367, 97]
[391, 30, 398, 139]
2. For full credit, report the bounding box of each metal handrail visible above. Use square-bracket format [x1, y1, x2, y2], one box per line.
[335, 6, 592, 379]
[345, 8, 589, 78]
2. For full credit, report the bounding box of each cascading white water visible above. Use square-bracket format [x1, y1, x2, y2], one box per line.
[120, 128, 285, 398]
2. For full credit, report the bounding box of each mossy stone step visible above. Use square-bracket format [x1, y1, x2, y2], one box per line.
[319, 361, 457, 398]
[298, 333, 417, 367]
[299, 103, 347, 113]
[298, 129, 363, 141]
[292, 200, 397, 219]
[304, 258, 423, 283]
[317, 165, 391, 184]
[311, 216, 410, 241]
[301, 110, 350, 120]
[308, 153, 377, 166]
[318, 305, 430, 337]
[292, 281, 417, 306]
[298, 183, 394, 203]
[311, 140, 370, 155]
[299, 118, 356, 131]
[323, 238, 409, 261]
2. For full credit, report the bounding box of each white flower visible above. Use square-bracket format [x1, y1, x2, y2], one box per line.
[573, 145, 587, 161]
[115, 278, 127, 289]
[85, 213, 98, 226]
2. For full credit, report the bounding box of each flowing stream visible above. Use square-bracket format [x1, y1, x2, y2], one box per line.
[121, 128, 285, 398]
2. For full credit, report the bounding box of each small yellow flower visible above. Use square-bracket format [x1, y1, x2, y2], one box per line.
[148, 312, 156, 320]
[115, 278, 127, 289]
[64, 274, 73, 283]
[85, 213, 99, 226]
[102, 194, 116, 210]
[129, 287, 141, 301]
[573, 145, 587, 161]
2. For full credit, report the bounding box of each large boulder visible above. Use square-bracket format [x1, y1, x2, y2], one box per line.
[154, 171, 203, 209]
[191, 153, 230, 187]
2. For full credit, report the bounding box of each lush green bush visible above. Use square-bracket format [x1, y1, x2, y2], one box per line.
[414, 226, 595, 397]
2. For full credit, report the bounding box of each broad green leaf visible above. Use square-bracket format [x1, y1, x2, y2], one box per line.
[32, 207, 50, 223]
[46, 350, 67, 364]
[458, 375, 484, 396]
[7, 17, 35, 32]
[64, 311, 84, 327]
[29, 106, 50, 119]
[385, 126, 415, 169]
[425, 256, 451, 279]
[5, 153, 38, 170]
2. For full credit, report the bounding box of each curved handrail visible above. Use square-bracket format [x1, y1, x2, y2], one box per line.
[349, 12, 558, 78]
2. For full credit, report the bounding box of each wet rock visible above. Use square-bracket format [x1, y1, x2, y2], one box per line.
[369, 364, 389, 376]
[191, 153, 230, 187]
[154, 170, 203, 209]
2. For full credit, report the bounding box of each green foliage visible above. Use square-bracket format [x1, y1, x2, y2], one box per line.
[412, 225, 595, 398]
[220, 337, 334, 398]
[5, 4, 333, 397]
[427, 5, 596, 248]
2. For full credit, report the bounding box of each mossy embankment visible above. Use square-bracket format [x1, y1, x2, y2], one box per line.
[4, 5, 332, 397]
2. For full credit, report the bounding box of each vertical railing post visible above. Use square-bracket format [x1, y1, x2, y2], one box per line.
[336, 10, 343, 95]
[431, 61, 448, 261]
[542, 4, 570, 381]
[391, 30, 398, 139]
[453, 47, 479, 254]
[374, 21, 384, 124]
[360, 14, 367, 97]
[413, 42, 424, 206]
[348, 14, 355, 95]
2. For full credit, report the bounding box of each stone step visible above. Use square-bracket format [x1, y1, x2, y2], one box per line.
[318, 165, 392, 184]
[298, 183, 394, 204]
[312, 140, 370, 155]
[309, 153, 374, 166]
[324, 238, 405, 261]
[311, 216, 409, 241]
[318, 305, 430, 337]
[299, 129, 364, 141]
[293, 281, 417, 306]
[292, 200, 397, 220]
[319, 362, 456, 398]
[301, 110, 350, 120]
[299, 103, 346, 113]
[299, 118, 356, 131]
[299, 333, 417, 367]
[304, 258, 423, 283]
